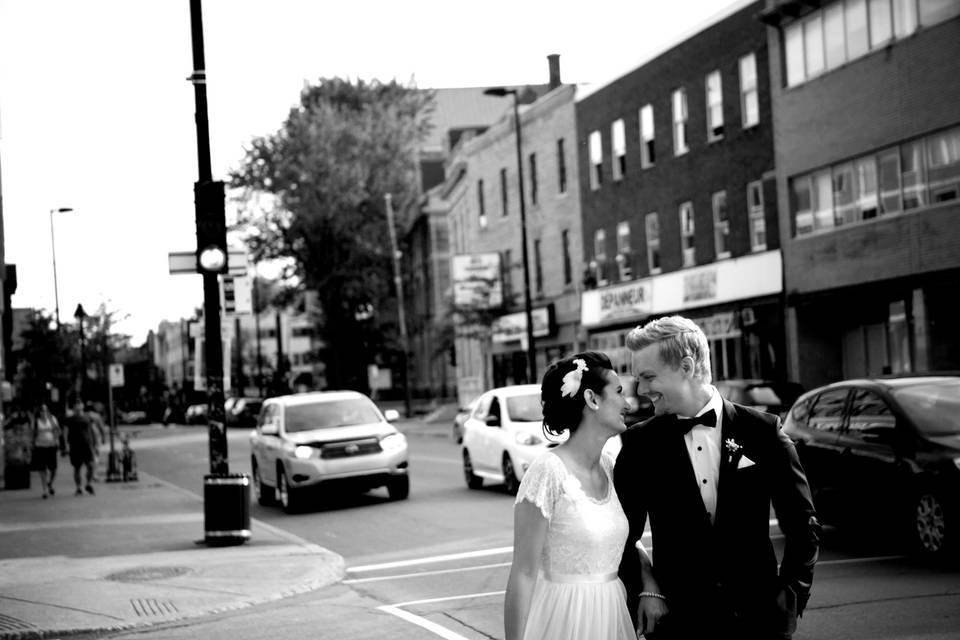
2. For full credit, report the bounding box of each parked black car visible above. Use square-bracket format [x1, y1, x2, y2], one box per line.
[782, 374, 960, 557]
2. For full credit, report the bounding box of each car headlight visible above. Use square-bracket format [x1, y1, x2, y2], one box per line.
[380, 432, 407, 451]
[515, 432, 543, 446]
[293, 445, 316, 460]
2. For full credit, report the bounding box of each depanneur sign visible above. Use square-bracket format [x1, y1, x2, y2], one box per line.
[581, 281, 653, 328]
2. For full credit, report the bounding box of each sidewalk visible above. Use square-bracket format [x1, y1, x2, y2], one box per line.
[0, 449, 344, 640]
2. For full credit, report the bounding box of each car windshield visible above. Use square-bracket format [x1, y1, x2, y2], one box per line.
[284, 398, 382, 433]
[506, 393, 543, 422]
[892, 380, 960, 436]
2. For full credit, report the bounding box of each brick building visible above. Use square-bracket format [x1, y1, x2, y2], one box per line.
[762, 0, 960, 386]
[446, 71, 584, 405]
[575, 0, 789, 382]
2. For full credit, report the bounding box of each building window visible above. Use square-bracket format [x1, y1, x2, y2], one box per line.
[557, 138, 567, 194]
[477, 179, 485, 218]
[706, 70, 724, 140]
[594, 228, 607, 261]
[645, 213, 661, 274]
[561, 229, 572, 285]
[534, 239, 543, 295]
[529, 152, 538, 205]
[616, 221, 632, 281]
[679, 201, 695, 267]
[502, 249, 513, 303]
[790, 125, 960, 236]
[784, 0, 957, 88]
[500, 167, 509, 216]
[589, 130, 603, 190]
[869, 0, 894, 47]
[616, 221, 631, 254]
[612, 118, 626, 181]
[804, 13, 826, 79]
[672, 88, 688, 155]
[824, 2, 846, 69]
[712, 191, 730, 258]
[739, 53, 759, 128]
[639, 104, 655, 168]
[747, 181, 767, 251]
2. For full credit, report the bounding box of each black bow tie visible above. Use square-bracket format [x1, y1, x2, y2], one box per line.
[676, 411, 717, 433]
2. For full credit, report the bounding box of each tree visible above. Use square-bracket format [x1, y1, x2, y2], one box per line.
[230, 77, 434, 392]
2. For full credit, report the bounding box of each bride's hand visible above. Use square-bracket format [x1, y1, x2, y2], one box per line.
[637, 595, 668, 637]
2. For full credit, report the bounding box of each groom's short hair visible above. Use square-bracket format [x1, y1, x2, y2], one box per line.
[626, 315, 712, 383]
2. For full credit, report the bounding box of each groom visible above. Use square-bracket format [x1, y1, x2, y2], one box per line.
[614, 315, 821, 639]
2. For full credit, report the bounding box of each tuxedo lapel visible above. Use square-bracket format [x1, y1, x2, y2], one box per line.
[714, 400, 741, 529]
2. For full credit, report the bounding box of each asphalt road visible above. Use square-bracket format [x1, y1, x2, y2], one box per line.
[93, 422, 960, 640]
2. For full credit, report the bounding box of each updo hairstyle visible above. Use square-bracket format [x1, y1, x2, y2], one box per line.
[541, 351, 614, 438]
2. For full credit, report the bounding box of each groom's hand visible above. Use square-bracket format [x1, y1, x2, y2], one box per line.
[637, 597, 668, 637]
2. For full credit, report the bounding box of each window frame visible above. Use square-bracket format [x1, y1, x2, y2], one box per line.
[706, 70, 725, 141]
[679, 201, 696, 267]
[672, 88, 689, 156]
[557, 138, 568, 194]
[739, 53, 759, 128]
[712, 190, 731, 259]
[747, 180, 767, 252]
[645, 212, 661, 274]
[612, 118, 627, 181]
[639, 104, 656, 168]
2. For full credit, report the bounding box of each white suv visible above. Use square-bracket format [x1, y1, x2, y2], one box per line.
[249, 391, 408, 512]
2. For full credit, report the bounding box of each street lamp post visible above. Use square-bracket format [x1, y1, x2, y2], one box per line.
[483, 87, 537, 383]
[73, 303, 87, 400]
[50, 207, 73, 332]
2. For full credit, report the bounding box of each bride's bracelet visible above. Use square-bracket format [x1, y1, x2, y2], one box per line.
[639, 591, 666, 601]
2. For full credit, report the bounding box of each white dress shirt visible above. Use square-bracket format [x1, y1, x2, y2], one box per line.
[682, 386, 723, 522]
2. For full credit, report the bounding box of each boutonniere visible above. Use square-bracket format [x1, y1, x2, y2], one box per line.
[724, 438, 741, 454]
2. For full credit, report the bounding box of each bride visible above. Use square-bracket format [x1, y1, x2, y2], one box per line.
[504, 352, 667, 640]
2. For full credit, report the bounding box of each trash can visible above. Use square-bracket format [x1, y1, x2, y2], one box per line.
[203, 473, 251, 545]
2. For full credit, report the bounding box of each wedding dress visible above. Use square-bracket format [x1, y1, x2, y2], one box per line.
[515, 450, 635, 640]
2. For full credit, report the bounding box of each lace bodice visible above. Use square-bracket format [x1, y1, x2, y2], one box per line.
[515, 451, 629, 577]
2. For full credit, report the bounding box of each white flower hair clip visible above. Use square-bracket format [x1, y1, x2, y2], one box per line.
[560, 358, 589, 398]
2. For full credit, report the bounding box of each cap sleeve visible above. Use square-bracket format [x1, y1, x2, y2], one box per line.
[514, 452, 564, 520]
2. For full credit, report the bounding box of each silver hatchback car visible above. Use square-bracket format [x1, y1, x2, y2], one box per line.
[249, 391, 408, 512]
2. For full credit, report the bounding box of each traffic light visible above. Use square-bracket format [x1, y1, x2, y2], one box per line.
[221, 275, 236, 314]
[195, 180, 227, 274]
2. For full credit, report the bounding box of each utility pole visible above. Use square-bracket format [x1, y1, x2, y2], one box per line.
[384, 194, 412, 418]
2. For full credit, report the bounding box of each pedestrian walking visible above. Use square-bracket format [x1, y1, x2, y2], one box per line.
[63, 400, 97, 496]
[32, 403, 62, 498]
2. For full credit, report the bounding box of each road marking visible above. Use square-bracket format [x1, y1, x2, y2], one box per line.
[348, 546, 513, 573]
[817, 555, 905, 565]
[411, 455, 462, 466]
[344, 561, 511, 584]
[379, 591, 505, 640]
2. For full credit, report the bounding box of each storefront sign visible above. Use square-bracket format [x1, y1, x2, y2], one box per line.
[688, 311, 740, 339]
[581, 281, 653, 328]
[683, 269, 718, 303]
[452, 253, 503, 309]
[492, 307, 552, 343]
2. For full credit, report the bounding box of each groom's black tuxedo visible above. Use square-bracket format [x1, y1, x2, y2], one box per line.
[615, 399, 820, 639]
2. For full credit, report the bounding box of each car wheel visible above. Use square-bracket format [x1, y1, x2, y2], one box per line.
[463, 450, 483, 490]
[277, 465, 299, 514]
[388, 475, 410, 500]
[912, 491, 949, 556]
[502, 454, 520, 496]
[252, 460, 275, 506]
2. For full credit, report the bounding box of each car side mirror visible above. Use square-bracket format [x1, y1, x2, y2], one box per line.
[260, 420, 279, 436]
[384, 409, 400, 422]
[485, 415, 501, 427]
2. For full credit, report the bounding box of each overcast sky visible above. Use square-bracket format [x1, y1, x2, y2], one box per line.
[0, 0, 742, 344]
